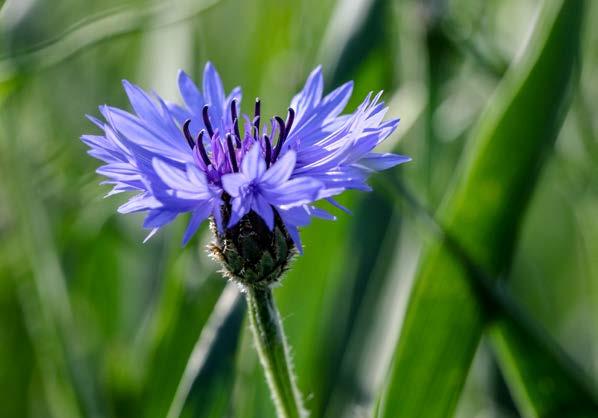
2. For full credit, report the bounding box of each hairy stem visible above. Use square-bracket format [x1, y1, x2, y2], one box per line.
[245, 287, 306, 418]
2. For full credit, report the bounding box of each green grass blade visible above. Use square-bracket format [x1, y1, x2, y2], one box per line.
[489, 314, 598, 418]
[141, 271, 227, 418]
[378, 1, 587, 417]
[0, 0, 221, 85]
[380, 175, 598, 418]
[0, 106, 103, 418]
[312, 193, 401, 417]
[168, 283, 245, 418]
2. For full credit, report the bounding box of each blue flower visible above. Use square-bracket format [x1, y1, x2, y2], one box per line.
[82, 62, 410, 251]
[222, 145, 323, 230]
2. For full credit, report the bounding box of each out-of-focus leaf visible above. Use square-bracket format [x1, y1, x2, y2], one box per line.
[0, 279, 34, 418]
[312, 193, 401, 418]
[319, 0, 390, 88]
[378, 1, 588, 417]
[380, 175, 598, 418]
[292, 1, 403, 416]
[489, 313, 598, 417]
[168, 284, 245, 418]
[141, 272, 227, 418]
[317, 0, 374, 76]
[0, 0, 220, 85]
[0, 108, 95, 418]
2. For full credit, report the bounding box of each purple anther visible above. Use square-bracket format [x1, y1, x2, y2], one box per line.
[182, 119, 195, 150]
[264, 134, 272, 168]
[195, 130, 211, 166]
[285, 108, 295, 135]
[231, 99, 241, 144]
[202, 105, 214, 137]
[225, 133, 239, 172]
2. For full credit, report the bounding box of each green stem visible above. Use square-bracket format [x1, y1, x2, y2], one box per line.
[245, 287, 306, 418]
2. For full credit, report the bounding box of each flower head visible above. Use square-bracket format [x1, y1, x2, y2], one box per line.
[82, 62, 410, 284]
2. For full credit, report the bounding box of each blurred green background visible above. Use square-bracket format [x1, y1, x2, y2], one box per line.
[0, 0, 597, 417]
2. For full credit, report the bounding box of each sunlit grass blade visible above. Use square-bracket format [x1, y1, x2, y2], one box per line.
[297, 4, 404, 415]
[0, 0, 221, 86]
[379, 175, 598, 417]
[141, 270, 226, 418]
[0, 108, 98, 418]
[311, 193, 401, 417]
[318, 0, 388, 84]
[489, 312, 598, 417]
[378, 1, 587, 417]
[167, 283, 245, 418]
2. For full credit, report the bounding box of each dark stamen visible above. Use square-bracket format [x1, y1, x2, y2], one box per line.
[274, 116, 286, 143]
[195, 130, 211, 167]
[231, 100, 241, 143]
[254, 98, 261, 120]
[202, 105, 214, 137]
[182, 119, 195, 150]
[226, 133, 239, 172]
[271, 116, 286, 163]
[232, 119, 242, 147]
[285, 108, 295, 136]
[264, 134, 272, 168]
[254, 98, 261, 135]
[252, 116, 261, 139]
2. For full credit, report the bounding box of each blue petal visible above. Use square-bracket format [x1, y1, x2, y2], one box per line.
[277, 207, 312, 253]
[182, 204, 212, 246]
[241, 144, 266, 179]
[152, 158, 216, 203]
[263, 177, 323, 206]
[187, 164, 210, 188]
[122, 81, 181, 145]
[143, 209, 178, 229]
[358, 153, 411, 171]
[101, 106, 191, 162]
[222, 172, 248, 197]
[261, 150, 296, 187]
[290, 66, 323, 121]
[178, 69, 205, 113]
[278, 206, 311, 225]
[308, 206, 336, 220]
[288, 81, 353, 144]
[203, 62, 226, 124]
[96, 163, 140, 179]
[326, 198, 352, 214]
[228, 195, 251, 228]
[152, 158, 190, 189]
[118, 193, 161, 214]
[225, 86, 242, 114]
[253, 196, 274, 230]
[122, 81, 163, 125]
[143, 228, 160, 243]
[286, 224, 303, 254]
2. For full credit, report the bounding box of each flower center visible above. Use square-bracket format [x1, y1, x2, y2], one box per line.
[181, 99, 295, 175]
[241, 180, 259, 197]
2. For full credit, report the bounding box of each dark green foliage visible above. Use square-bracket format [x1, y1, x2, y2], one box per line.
[378, 1, 593, 418]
